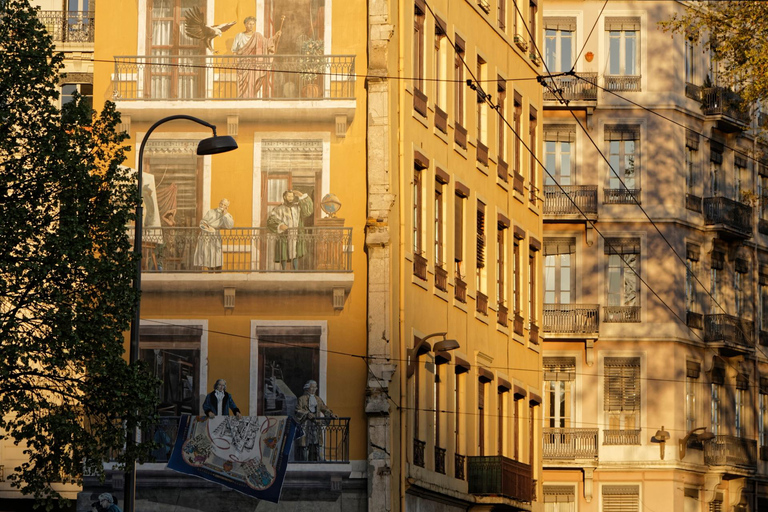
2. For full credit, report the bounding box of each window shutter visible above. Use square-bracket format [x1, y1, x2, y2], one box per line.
[711, 247, 725, 270]
[686, 129, 699, 150]
[604, 357, 640, 412]
[602, 486, 640, 512]
[735, 154, 748, 169]
[477, 204, 486, 269]
[544, 124, 576, 143]
[604, 238, 640, 255]
[544, 237, 576, 256]
[605, 125, 639, 141]
[686, 242, 700, 262]
[686, 360, 701, 379]
[737, 373, 749, 390]
[544, 17, 576, 32]
[711, 358, 726, 385]
[455, 194, 464, 263]
[544, 357, 576, 381]
[605, 17, 640, 31]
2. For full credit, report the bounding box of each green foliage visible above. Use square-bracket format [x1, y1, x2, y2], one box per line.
[660, 1, 768, 105]
[0, 0, 158, 507]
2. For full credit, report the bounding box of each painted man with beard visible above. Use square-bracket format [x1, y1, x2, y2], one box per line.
[267, 190, 313, 269]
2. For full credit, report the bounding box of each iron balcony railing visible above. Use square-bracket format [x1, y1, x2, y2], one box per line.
[604, 188, 640, 204]
[543, 73, 598, 102]
[543, 428, 599, 460]
[140, 416, 350, 463]
[604, 75, 641, 92]
[129, 226, 352, 273]
[543, 304, 599, 335]
[544, 185, 598, 216]
[455, 453, 466, 480]
[703, 196, 753, 236]
[602, 306, 641, 323]
[434, 446, 446, 474]
[603, 429, 641, 446]
[113, 54, 356, 101]
[37, 10, 94, 43]
[704, 314, 753, 353]
[701, 87, 751, 126]
[704, 435, 757, 469]
[467, 455, 533, 503]
[413, 438, 426, 468]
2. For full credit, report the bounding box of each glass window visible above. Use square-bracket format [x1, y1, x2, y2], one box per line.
[711, 382, 721, 436]
[604, 357, 640, 431]
[608, 29, 638, 75]
[608, 139, 637, 190]
[545, 28, 573, 73]
[607, 253, 638, 307]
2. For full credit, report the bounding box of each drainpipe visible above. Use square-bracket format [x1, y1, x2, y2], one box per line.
[398, 2, 406, 509]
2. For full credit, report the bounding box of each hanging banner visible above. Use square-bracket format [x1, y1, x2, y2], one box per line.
[167, 415, 297, 503]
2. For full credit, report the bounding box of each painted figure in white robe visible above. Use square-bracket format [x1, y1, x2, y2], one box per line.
[194, 198, 234, 270]
[267, 190, 313, 270]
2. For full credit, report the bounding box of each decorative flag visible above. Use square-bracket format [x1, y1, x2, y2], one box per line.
[167, 415, 297, 503]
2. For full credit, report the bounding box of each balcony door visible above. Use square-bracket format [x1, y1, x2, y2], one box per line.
[543, 357, 575, 429]
[544, 239, 575, 305]
[147, 0, 205, 99]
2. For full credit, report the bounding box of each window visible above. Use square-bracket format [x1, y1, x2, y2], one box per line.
[513, 233, 522, 315]
[711, 359, 725, 436]
[710, 244, 725, 314]
[602, 485, 640, 512]
[528, 0, 538, 52]
[605, 17, 640, 91]
[434, 362, 443, 451]
[544, 238, 575, 305]
[478, 377, 487, 455]
[710, 141, 724, 197]
[605, 125, 639, 203]
[514, 94, 523, 177]
[543, 485, 575, 512]
[544, 18, 575, 72]
[455, 185, 468, 281]
[413, 164, 424, 255]
[454, 37, 466, 128]
[61, 82, 93, 109]
[760, 175, 768, 220]
[497, 385, 506, 455]
[529, 107, 538, 201]
[736, 155, 748, 203]
[454, 363, 468, 463]
[498, 0, 506, 31]
[477, 57, 488, 145]
[434, 19, 447, 110]
[498, 78, 507, 164]
[686, 361, 700, 433]
[147, 0, 205, 99]
[544, 126, 575, 186]
[736, 374, 748, 437]
[735, 268, 746, 317]
[686, 130, 699, 197]
[760, 378, 768, 449]
[544, 357, 575, 428]
[413, 0, 425, 92]
[760, 267, 768, 332]
[604, 357, 640, 435]
[685, 37, 695, 85]
[497, 219, 509, 309]
[513, 392, 523, 459]
[686, 243, 700, 315]
[604, 238, 640, 322]
[435, 172, 448, 271]
[477, 201, 486, 295]
[529, 243, 538, 325]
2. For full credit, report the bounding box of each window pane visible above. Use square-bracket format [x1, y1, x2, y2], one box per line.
[625, 32, 637, 75]
[560, 32, 573, 71]
[609, 32, 621, 74]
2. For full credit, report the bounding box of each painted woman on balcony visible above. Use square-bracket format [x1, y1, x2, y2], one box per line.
[231, 16, 282, 98]
[267, 190, 313, 270]
[193, 198, 234, 271]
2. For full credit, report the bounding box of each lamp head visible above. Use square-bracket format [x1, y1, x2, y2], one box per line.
[197, 135, 238, 155]
[434, 338, 460, 352]
[652, 427, 670, 442]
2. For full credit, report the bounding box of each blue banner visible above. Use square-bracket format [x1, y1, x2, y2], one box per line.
[167, 415, 297, 503]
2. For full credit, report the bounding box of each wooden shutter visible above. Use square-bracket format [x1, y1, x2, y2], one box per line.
[477, 202, 486, 269]
[604, 357, 640, 411]
[602, 486, 639, 512]
[455, 193, 464, 263]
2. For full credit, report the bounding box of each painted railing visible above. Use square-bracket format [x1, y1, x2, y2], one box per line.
[129, 226, 352, 272]
[603, 429, 641, 445]
[543, 304, 599, 335]
[113, 54, 355, 101]
[544, 185, 597, 216]
[543, 73, 598, 102]
[543, 428, 599, 459]
[604, 75, 641, 92]
[704, 435, 756, 469]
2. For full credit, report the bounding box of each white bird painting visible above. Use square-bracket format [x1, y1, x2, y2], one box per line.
[183, 7, 236, 53]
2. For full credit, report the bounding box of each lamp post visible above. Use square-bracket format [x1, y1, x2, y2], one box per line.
[125, 115, 237, 512]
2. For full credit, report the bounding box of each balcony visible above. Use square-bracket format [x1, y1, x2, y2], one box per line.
[131, 226, 353, 295]
[544, 185, 598, 220]
[455, 453, 466, 480]
[604, 75, 641, 92]
[602, 306, 640, 323]
[112, 54, 356, 123]
[38, 10, 94, 44]
[542, 73, 598, 107]
[701, 86, 750, 133]
[703, 197, 753, 239]
[543, 304, 599, 338]
[467, 456, 533, 503]
[543, 428, 599, 460]
[704, 314, 754, 356]
[604, 187, 640, 205]
[413, 438, 426, 468]
[434, 446, 446, 474]
[140, 416, 350, 464]
[704, 435, 757, 471]
[603, 429, 641, 446]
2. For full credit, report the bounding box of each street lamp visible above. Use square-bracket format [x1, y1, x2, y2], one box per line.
[125, 115, 237, 512]
[679, 426, 716, 460]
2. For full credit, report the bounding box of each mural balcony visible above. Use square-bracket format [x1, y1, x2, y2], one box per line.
[703, 435, 757, 473]
[542, 428, 599, 463]
[701, 86, 750, 133]
[543, 185, 597, 221]
[130, 226, 354, 297]
[703, 196, 753, 239]
[112, 54, 357, 124]
[467, 456, 533, 504]
[543, 303, 599, 339]
[703, 314, 754, 356]
[37, 10, 94, 46]
[542, 73, 598, 109]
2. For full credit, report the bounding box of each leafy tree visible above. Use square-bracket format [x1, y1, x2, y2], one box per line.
[660, 1, 768, 105]
[0, 0, 158, 506]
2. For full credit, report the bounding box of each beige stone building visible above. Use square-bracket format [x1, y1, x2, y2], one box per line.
[541, 1, 768, 511]
[365, 0, 544, 510]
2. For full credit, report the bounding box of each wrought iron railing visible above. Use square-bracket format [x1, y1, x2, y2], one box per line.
[704, 314, 753, 352]
[455, 453, 466, 480]
[704, 435, 756, 468]
[603, 429, 641, 445]
[701, 87, 750, 126]
[703, 196, 753, 236]
[113, 54, 356, 101]
[543, 304, 599, 335]
[435, 446, 446, 474]
[37, 10, 94, 43]
[543, 428, 599, 459]
[413, 438, 426, 468]
[604, 75, 641, 92]
[544, 185, 598, 216]
[467, 455, 533, 502]
[543, 73, 598, 102]
[602, 306, 641, 323]
[604, 188, 640, 204]
[129, 226, 352, 272]
[139, 416, 350, 463]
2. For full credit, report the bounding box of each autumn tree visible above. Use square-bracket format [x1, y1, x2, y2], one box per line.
[0, 0, 157, 506]
[661, 1, 768, 105]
